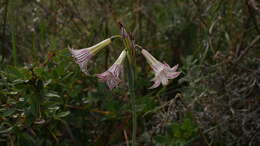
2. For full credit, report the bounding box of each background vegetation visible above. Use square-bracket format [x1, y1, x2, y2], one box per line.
[0, 0, 259, 145]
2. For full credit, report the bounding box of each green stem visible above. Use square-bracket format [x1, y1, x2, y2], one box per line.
[128, 60, 137, 146]
[121, 27, 137, 145]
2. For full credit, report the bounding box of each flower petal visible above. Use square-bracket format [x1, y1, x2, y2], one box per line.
[69, 47, 92, 74]
[141, 49, 181, 89]
[149, 80, 161, 89]
[96, 51, 126, 90]
[141, 49, 160, 66]
[161, 77, 169, 86]
[106, 76, 121, 90]
[69, 38, 112, 74]
[170, 64, 179, 72]
[166, 71, 181, 79]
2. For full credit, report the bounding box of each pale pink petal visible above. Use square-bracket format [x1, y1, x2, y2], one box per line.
[141, 49, 181, 89]
[141, 49, 161, 66]
[96, 51, 126, 89]
[69, 38, 112, 74]
[69, 47, 92, 74]
[109, 65, 121, 77]
[170, 64, 179, 72]
[96, 50, 126, 90]
[149, 80, 161, 89]
[150, 76, 157, 82]
[96, 65, 123, 90]
[161, 77, 169, 86]
[153, 62, 166, 71]
[106, 76, 121, 90]
[80, 63, 89, 75]
[96, 70, 121, 90]
[166, 71, 181, 79]
[163, 62, 170, 67]
[96, 72, 110, 80]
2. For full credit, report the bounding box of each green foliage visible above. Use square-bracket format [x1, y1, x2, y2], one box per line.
[0, 0, 259, 145]
[154, 113, 198, 146]
[0, 50, 160, 145]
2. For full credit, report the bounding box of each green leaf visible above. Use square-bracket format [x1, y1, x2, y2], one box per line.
[45, 92, 60, 98]
[13, 79, 29, 84]
[55, 111, 70, 118]
[2, 109, 15, 117]
[0, 127, 13, 134]
[44, 79, 52, 87]
[154, 135, 172, 144]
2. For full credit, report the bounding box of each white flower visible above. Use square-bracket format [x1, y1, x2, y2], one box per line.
[69, 38, 112, 74]
[96, 50, 126, 90]
[141, 49, 181, 89]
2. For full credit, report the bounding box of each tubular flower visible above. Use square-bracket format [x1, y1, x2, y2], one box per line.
[69, 38, 112, 74]
[96, 50, 126, 90]
[141, 49, 181, 89]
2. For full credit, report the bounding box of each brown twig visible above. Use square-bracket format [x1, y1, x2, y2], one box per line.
[1, 0, 9, 62]
[249, 0, 260, 14]
[248, 0, 260, 33]
[234, 35, 260, 63]
[191, 0, 208, 29]
[123, 130, 130, 146]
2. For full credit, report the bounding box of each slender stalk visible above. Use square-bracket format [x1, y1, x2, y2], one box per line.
[128, 59, 137, 146]
[11, 29, 17, 66]
[120, 23, 137, 146]
[1, 0, 10, 62]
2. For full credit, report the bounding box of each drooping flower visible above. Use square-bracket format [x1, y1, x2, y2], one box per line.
[69, 38, 112, 74]
[96, 50, 126, 90]
[141, 49, 181, 89]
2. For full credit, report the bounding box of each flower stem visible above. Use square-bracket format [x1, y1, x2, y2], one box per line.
[128, 59, 137, 146]
[125, 43, 137, 146]
[120, 23, 137, 146]
[110, 35, 122, 40]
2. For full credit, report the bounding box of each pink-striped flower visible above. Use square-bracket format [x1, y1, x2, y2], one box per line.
[96, 50, 126, 90]
[69, 38, 112, 74]
[141, 49, 181, 89]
